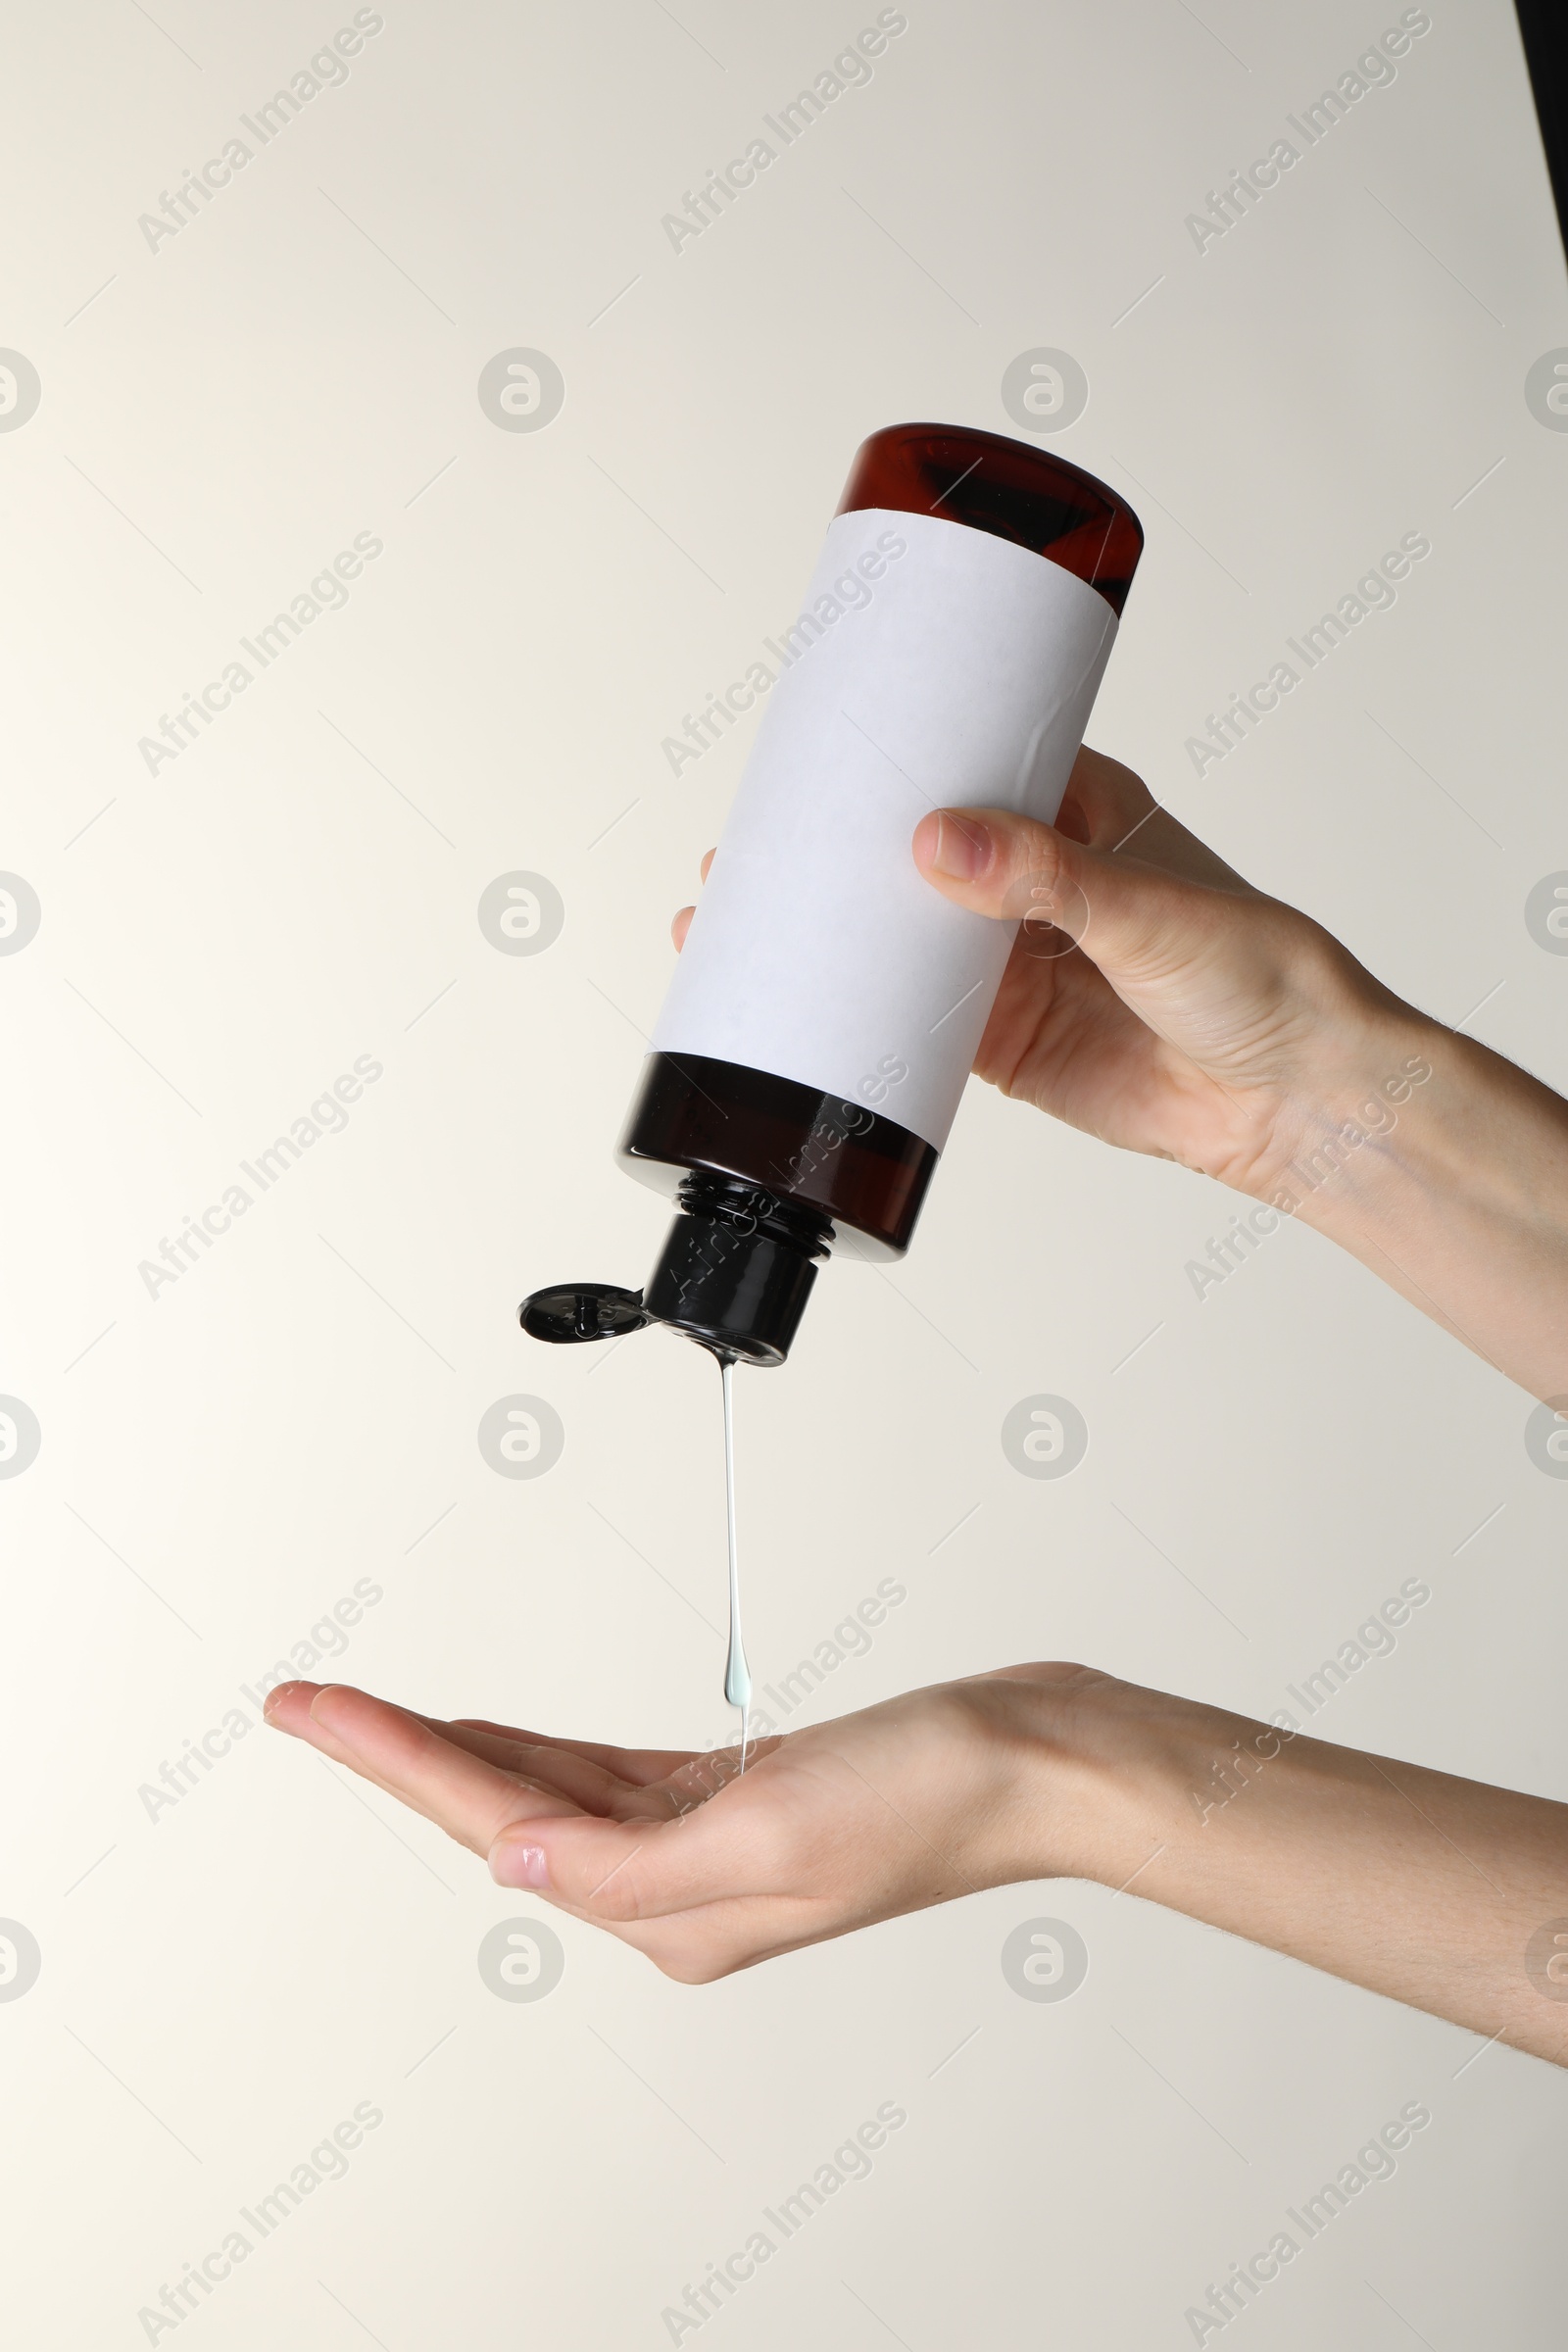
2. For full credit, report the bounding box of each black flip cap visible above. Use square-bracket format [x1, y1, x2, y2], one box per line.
[518, 1178, 830, 1368]
[518, 1283, 651, 1345]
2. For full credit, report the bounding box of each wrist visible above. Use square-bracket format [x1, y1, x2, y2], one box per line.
[1247, 981, 1442, 1217]
[1000, 1670, 1326, 1903]
[989, 1667, 1206, 1890]
[1258, 999, 1568, 1396]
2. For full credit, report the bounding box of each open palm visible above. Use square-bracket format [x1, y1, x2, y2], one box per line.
[264, 1669, 1105, 1982]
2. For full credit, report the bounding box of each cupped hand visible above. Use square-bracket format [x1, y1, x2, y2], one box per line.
[673, 747, 1421, 1201]
[264, 1667, 1115, 1982]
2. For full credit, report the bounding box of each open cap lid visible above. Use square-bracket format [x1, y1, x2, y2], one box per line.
[517, 1283, 652, 1344]
[518, 1178, 829, 1367]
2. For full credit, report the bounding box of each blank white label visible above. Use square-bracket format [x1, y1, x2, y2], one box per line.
[652, 505, 1118, 1152]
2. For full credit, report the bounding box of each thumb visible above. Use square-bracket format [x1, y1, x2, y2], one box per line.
[490, 1796, 753, 1922]
[911, 805, 1234, 990]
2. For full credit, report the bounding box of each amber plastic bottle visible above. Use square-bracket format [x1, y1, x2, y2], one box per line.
[521, 422, 1142, 1367]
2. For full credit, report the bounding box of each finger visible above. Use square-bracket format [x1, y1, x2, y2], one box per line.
[911, 806, 1250, 993]
[443, 1730, 766, 1830]
[282, 1685, 587, 1855]
[1054, 745, 1152, 846]
[267, 1679, 472, 1814]
[448, 1721, 702, 1788]
[423, 1720, 639, 1808]
[671, 849, 716, 953]
[490, 1777, 791, 1922]
[265, 1679, 327, 1736]
[267, 1678, 379, 1775]
[649, 1738, 782, 1805]
[1058, 747, 1253, 890]
[423, 1721, 685, 1820]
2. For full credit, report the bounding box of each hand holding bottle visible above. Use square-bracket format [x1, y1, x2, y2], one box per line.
[683, 744, 1414, 1201]
[677, 743, 1568, 1397]
[911, 745, 1422, 1199]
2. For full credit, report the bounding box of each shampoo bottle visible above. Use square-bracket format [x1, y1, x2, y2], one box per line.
[521, 421, 1142, 1365]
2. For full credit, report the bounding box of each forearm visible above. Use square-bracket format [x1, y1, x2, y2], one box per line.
[1049, 1678, 1568, 2064]
[1263, 1004, 1568, 1399]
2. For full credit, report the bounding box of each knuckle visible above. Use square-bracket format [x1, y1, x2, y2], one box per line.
[1009, 822, 1067, 915]
[1100, 754, 1154, 813]
[1075, 746, 1152, 827]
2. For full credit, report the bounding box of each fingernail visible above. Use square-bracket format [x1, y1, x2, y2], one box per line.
[307, 1686, 359, 1744]
[929, 811, 988, 882]
[492, 1839, 551, 1889]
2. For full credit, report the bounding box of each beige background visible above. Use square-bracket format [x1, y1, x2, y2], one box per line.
[3, 1, 1567, 2344]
